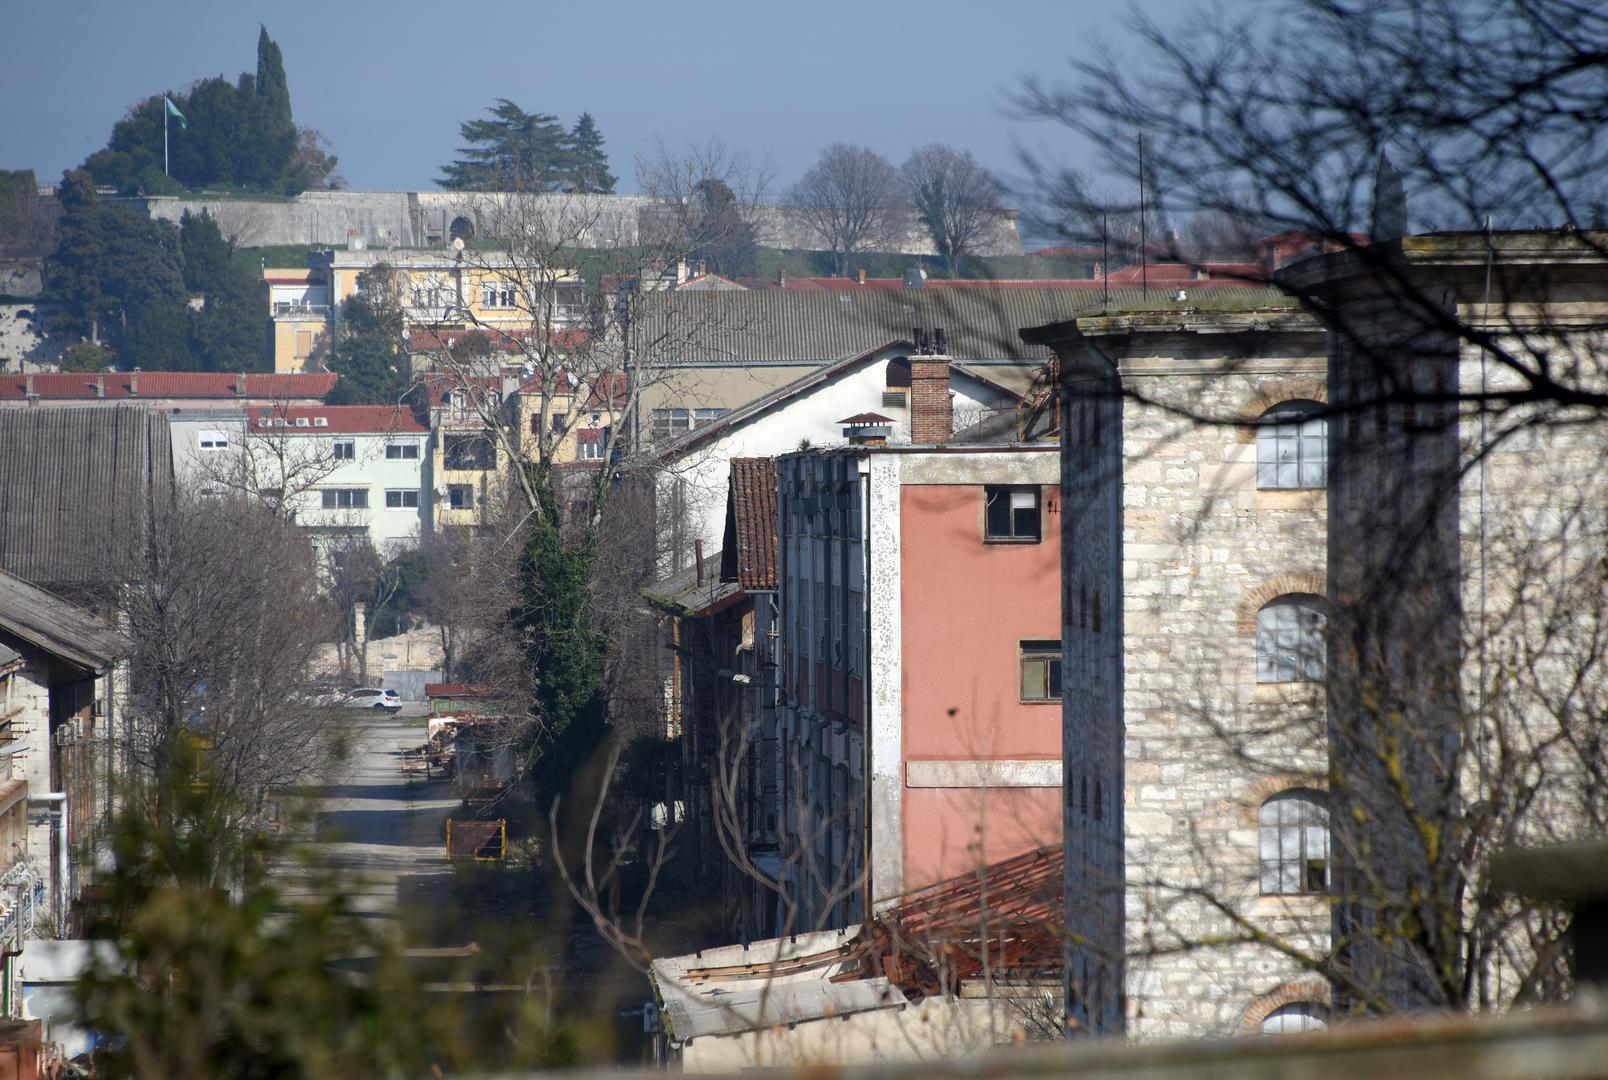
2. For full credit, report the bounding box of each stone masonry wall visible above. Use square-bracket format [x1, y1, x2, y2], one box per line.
[1113, 341, 1332, 1037]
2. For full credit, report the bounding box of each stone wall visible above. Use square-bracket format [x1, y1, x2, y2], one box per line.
[1052, 315, 1335, 1038]
[0, 302, 63, 370]
[125, 190, 1023, 258]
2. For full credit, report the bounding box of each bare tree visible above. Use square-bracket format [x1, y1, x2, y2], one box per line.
[902, 144, 1002, 275]
[1014, 0, 1608, 1032]
[116, 495, 338, 827]
[786, 143, 906, 276]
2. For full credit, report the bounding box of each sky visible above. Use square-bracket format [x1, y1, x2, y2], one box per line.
[2, 0, 1201, 202]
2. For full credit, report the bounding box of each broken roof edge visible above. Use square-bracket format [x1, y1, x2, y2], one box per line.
[0, 571, 128, 672]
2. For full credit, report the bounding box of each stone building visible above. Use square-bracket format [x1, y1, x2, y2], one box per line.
[1023, 308, 1332, 1037]
[1024, 229, 1608, 1038]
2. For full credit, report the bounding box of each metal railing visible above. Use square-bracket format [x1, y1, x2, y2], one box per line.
[271, 302, 330, 318]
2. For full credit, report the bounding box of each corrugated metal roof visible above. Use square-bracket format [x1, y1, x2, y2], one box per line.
[0, 407, 173, 587]
[0, 569, 127, 671]
[632, 285, 1289, 365]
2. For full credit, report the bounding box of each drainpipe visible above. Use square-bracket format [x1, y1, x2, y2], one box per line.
[27, 794, 66, 938]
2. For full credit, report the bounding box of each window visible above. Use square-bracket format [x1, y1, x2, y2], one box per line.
[320, 488, 368, 510]
[385, 489, 419, 509]
[576, 427, 607, 461]
[385, 442, 419, 460]
[443, 434, 494, 470]
[295, 330, 313, 359]
[447, 484, 475, 510]
[651, 408, 691, 444]
[332, 439, 355, 461]
[554, 284, 585, 320]
[449, 391, 468, 421]
[1257, 401, 1327, 489]
[1259, 791, 1329, 895]
[1260, 1002, 1328, 1035]
[693, 407, 727, 429]
[985, 485, 1042, 542]
[1256, 594, 1326, 682]
[1020, 640, 1062, 701]
[481, 281, 518, 308]
[198, 429, 229, 450]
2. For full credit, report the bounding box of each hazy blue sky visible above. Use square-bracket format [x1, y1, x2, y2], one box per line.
[3, 0, 1198, 199]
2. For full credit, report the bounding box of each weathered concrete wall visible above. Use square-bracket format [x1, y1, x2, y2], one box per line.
[125, 190, 1024, 257]
[0, 303, 64, 370]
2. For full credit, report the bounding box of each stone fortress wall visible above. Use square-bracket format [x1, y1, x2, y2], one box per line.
[123, 189, 1024, 258]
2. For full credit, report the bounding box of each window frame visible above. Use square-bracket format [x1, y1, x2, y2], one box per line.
[1256, 400, 1328, 491]
[384, 489, 420, 510]
[1258, 790, 1329, 896]
[1019, 639, 1063, 702]
[447, 484, 475, 510]
[1256, 594, 1327, 683]
[319, 487, 369, 510]
[1260, 1001, 1329, 1035]
[984, 485, 1043, 543]
[442, 433, 495, 471]
[331, 438, 356, 461]
[197, 429, 230, 451]
[384, 441, 420, 460]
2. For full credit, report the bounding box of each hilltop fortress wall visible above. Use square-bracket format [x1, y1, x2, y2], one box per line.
[123, 189, 1024, 257]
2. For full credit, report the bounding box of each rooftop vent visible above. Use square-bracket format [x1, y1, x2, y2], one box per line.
[313, 417, 329, 427]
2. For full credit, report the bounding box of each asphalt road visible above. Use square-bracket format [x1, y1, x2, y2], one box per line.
[291, 705, 458, 919]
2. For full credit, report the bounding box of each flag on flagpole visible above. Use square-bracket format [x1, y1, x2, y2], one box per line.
[164, 97, 187, 130]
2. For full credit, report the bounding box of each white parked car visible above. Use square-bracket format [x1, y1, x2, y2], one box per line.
[343, 687, 402, 713]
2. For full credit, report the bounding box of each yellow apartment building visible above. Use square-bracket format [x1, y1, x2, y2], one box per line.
[264, 247, 586, 374]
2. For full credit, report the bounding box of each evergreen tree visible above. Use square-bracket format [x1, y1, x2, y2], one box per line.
[126, 302, 197, 371]
[439, 100, 574, 191]
[82, 29, 312, 195]
[46, 171, 106, 341]
[564, 113, 616, 194]
[253, 28, 297, 189]
[688, 178, 758, 277]
[99, 208, 186, 330]
[326, 268, 407, 403]
[179, 211, 232, 293]
[191, 264, 268, 372]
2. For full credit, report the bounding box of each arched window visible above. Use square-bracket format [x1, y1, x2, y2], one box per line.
[1256, 594, 1326, 682]
[1259, 790, 1328, 895]
[1257, 400, 1327, 489]
[1260, 1001, 1329, 1034]
[449, 215, 475, 241]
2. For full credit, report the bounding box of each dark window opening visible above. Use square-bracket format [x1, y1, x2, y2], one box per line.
[986, 485, 1042, 542]
[444, 434, 495, 470]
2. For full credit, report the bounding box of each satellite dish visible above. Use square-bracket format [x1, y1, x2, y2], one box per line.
[453, 237, 465, 252]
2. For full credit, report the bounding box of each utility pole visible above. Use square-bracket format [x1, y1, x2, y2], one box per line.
[1138, 135, 1148, 301]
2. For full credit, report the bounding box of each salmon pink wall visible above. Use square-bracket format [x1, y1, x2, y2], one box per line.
[902, 788, 1060, 888]
[899, 483, 1061, 888]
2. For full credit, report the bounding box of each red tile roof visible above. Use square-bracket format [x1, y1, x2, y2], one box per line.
[1103, 261, 1268, 284]
[0, 372, 337, 401]
[722, 458, 778, 591]
[251, 405, 427, 434]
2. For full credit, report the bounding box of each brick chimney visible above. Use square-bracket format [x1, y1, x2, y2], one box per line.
[94, 374, 105, 399]
[235, 372, 248, 396]
[129, 368, 140, 396]
[909, 353, 952, 444]
[857, 268, 867, 285]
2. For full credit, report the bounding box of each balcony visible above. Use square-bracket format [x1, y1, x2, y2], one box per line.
[272, 302, 331, 319]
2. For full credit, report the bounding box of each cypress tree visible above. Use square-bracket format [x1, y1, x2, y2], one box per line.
[254, 29, 298, 190]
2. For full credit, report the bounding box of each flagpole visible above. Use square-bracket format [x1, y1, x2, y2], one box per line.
[164, 99, 169, 177]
